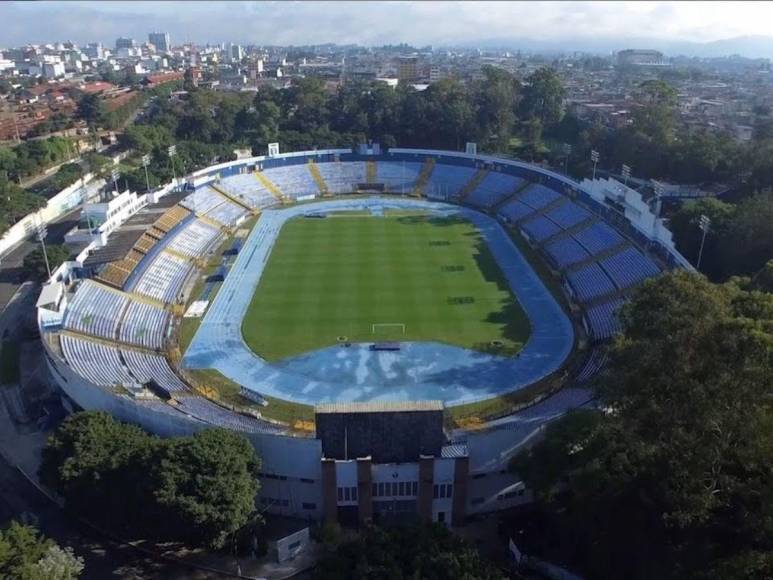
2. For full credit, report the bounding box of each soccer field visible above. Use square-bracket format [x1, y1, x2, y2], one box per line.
[241, 213, 531, 361]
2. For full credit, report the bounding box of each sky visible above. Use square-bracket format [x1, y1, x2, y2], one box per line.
[2, 1, 773, 52]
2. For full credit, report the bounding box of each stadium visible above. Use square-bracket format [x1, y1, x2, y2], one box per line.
[35, 145, 690, 526]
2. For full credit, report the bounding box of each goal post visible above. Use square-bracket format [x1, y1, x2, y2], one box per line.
[371, 323, 406, 335]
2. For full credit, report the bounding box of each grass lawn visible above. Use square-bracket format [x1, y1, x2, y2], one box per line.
[242, 213, 530, 361]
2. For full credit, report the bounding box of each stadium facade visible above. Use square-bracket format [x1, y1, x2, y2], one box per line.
[37, 146, 690, 525]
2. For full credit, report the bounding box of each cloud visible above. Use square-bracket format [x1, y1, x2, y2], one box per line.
[2, 1, 773, 50]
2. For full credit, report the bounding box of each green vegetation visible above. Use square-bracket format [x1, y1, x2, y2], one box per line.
[41, 411, 262, 550]
[184, 368, 314, 426]
[315, 523, 507, 580]
[0, 136, 79, 233]
[22, 244, 70, 281]
[242, 214, 530, 361]
[669, 192, 773, 281]
[0, 521, 84, 580]
[511, 271, 773, 579]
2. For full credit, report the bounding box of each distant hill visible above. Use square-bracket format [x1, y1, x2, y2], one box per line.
[455, 35, 773, 60]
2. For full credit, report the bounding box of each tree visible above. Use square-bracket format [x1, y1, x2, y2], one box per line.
[28, 545, 84, 580]
[474, 66, 520, 150]
[22, 244, 70, 281]
[668, 197, 735, 278]
[520, 67, 565, 126]
[315, 523, 506, 580]
[512, 272, 773, 579]
[42, 412, 262, 551]
[75, 93, 103, 128]
[719, 191, 773, 278]
[0, 521, 83, 580]
[152, 428, 261, 549]
[40, 411, 156, 532]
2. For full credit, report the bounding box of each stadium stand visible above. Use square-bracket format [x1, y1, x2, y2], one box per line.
[576, 348, 608, 383]
[465, 172, 525, 210]
[585, 299, 626, 340]
[60, 334, 135, 386]
[165, 219, 221, 258]
[544, 200, 591, 229]
[218, 173, 278, 209]
[423, 164, 477, 200]
[176, 397, 283, 434]
[376, 161, 423, 192]
[130, 252, 193, 304]
[119, 301, 169, 350]
[205, 199, 249, 227]
[63, 280, 128, 341]
[573, 221, 625, 255]
[566, 263, 617, 302]
[121, 349, 188, 394]
[515, 184, 561, 210]
[521, 215, 562, 243]
[497, 198, 535, 223]
[314, 162, 368, 194]
[599, 247, 661, 290]
[545, 237, 592, 269]
[264, 165, 320, 199]
[180, 185, 225, 215]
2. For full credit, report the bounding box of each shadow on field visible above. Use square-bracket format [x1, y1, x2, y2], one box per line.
[394, 214, 531, 356]
[471, 236, 531, 354]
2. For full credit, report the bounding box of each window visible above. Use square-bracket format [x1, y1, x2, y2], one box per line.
[302, 502, 316, 510]
[351, 486, 358, 501]
[398, 482, 405, 496]
[344, 487, 350, 501]
[378, 482, 385, 496]
[372, 483, 378, 497]
[391, 482, 398, 496]
[337, 487, 343, 501]
[300, 478, 315, 484]
[412, 481, 418, 496]
[433, 484, 439, 499]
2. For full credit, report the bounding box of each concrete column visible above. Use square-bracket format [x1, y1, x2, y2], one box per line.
[321, 459, 338, 524]
[417, 455, 434, 523]
[451, 456, 469, 526]
[356, 457, 373, 525]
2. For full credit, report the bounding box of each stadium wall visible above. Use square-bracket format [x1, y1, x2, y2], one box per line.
[41, 332, 324, 520]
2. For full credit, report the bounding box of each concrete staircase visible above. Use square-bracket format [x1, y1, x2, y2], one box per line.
[456, 168, 489, 201]
[366, 161, 377, 183]
[254, 171, 287, 204]
[307, 160, 330, 196]
[210, 182, 258, 214]
[412, 158, 436, 197]
[490, 179, 533, 212]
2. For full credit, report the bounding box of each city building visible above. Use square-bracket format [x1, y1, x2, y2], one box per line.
[115, 37, 136, 50]
[148, 32, 171, 53]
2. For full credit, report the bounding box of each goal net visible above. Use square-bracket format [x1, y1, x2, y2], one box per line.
[371, 323, 406, 335]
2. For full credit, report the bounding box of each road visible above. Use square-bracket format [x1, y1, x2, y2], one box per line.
[0, 207, 81, 315]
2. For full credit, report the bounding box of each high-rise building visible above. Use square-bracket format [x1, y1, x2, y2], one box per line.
[148, 32, 171, 53]
[397, 56, 419, 82]
[225, 43, 243, 63]
[85, 42, 104, 60]
[115, 37, 135, 50]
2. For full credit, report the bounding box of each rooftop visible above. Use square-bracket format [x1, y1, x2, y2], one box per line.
[315, 400, 444, 414]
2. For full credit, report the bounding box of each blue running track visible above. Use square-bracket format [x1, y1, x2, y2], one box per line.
[182, 198, 574, 406]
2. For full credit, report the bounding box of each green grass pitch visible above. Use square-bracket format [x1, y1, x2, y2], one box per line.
[241, 213, 531, 361]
